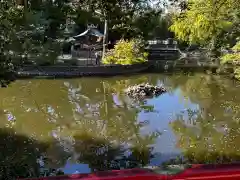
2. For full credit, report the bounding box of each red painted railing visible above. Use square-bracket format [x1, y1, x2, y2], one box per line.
[20, 163, 240, 180]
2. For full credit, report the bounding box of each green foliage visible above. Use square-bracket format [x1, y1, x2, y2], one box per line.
[0, 2, 25, 86]
[79, 0, 166, 40]
[232, 41, 240, 51]
[41, 0, 71, 38]
[0, 0, 70, 85]
[221, 40, 240, 79]
[11, 9, 64, 65]
[221, 41, 240, 64]
[111, 8, 164, 40]
[170, 0, 239, 51]
[102, 39, 148, 65]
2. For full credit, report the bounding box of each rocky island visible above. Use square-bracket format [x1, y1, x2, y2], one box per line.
[125, 83, 166, 99]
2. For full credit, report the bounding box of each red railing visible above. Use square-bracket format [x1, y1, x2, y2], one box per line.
[20, 163, 240, 180]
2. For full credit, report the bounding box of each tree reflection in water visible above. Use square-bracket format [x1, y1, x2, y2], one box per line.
[0, 76, 162, 178]
[5, 72, 240, 176]
[167, 73, 240, 163]
[0, 127, 157, 179]
[66, 77, 160, 171]
[0, 128, 65, 179]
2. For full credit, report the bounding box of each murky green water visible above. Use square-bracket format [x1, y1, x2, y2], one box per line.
[0, 73, 240, 178]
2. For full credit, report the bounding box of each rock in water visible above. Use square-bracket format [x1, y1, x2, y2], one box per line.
[125, 83, 166, 99]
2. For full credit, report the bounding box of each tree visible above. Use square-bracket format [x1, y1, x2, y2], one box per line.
[0, 0, 72, 86]
[221, 40, 240, 79]
[168, 0, 189, 12]
[0, 1, 25, 86]
[170, 0, 240, 55]
[77, 0, 164, 40]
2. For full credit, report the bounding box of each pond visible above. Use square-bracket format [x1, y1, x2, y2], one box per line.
[0, 72, 240, 178]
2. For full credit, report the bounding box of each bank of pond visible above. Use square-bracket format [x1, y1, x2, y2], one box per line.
[15, 59, 227, 79]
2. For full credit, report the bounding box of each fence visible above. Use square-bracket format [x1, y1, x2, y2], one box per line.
[147, 39, 178, 50]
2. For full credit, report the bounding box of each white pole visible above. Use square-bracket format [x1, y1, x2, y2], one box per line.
[95, 10, 108, 60]
[102, 19, 108, 60]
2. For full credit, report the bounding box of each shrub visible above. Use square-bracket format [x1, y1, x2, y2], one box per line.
[102, 39, 148, 65]
[221, 41, 240, 65]
[221, 40, 240, 79]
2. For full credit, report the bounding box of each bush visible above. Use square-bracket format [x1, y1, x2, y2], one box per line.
[102, 39, 148, 65]
[221, 41, 240, 65]
[221, 40, 240, 79]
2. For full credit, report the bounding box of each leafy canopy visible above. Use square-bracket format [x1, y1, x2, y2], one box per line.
[170, 0, 239, 47]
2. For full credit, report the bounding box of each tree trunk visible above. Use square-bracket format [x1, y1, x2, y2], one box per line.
[102, 18, 108, 60]
[24, 0, 28, 9]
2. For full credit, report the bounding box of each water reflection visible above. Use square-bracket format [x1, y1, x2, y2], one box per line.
[0, 76, 164, 178]
[0, 73, 239, 178]
[0, 128, 65, 179]
[168, 74, 240, 163]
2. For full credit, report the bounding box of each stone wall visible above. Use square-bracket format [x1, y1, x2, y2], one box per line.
[16, 62, 153, 78]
